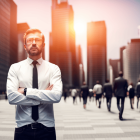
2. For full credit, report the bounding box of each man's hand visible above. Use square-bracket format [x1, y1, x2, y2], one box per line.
[46, 84, 53, 90]
[18, 87, 24, 94]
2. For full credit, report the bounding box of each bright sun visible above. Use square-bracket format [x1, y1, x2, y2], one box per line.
[74, 20, 86, 35]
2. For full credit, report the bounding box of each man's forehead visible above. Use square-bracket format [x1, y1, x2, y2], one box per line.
[26, 32, 42, 39]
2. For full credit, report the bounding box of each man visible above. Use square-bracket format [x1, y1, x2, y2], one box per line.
[114, 71, 128, 120]
[7, 29, 62, 140]
[71, 88, 77, 104]
[135, 80, 140, 109]
[81, 82, 89, 109]
[93, 81, 102, 108]
[103, 79, 113, 112]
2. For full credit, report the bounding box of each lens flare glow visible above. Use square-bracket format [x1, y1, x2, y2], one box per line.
[74, 20, 86, 35]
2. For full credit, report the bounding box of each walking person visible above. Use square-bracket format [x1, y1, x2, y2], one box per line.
[128, 83, 135, 109]
[93, 81, 102, 108]
[81, 82, 89, 109]
[63, 88, 68, 102]
[89, 89, 93, 102]
[114, 71, 128, 120]
[103, 79, 113, 112]
[71, 89, 77, 104]
[135, 80, 140, 109]
[7, 29, 62, 140]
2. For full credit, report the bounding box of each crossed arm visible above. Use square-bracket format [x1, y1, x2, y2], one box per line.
[7, 64, 62, 106]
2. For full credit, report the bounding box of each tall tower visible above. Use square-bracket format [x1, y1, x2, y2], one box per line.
[50, 0, 78, 88]
[0, 0, 17, 93]
[123, 39, 140, 86]
[87, 21, 107, 88]
[17, 23, 30, 62]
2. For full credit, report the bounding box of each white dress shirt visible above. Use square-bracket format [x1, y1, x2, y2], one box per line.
[7, 57, 62, 128]
[93, 84, 102, 94]
[71, 89, 77, 97]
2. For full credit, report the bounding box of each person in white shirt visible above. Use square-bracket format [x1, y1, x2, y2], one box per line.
[7, 29, 62, 140]
[93, 81, 102, 108]
[71, 89, 77, 104]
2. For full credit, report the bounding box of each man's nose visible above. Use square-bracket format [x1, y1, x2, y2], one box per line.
[32, 39, 36, 44]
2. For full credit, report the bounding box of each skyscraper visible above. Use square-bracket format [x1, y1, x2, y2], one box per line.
[76, 45, 85, 86]
[87, 21, 107, 88]
[10, 0, 18, 65]
[0, 0, 17, 93]
[50, 0, 78, 88]
[123, 39, 140, 86]
[17, 23, 30, 62]
[120, 46, 126, 73]
[109, 59, 120, 80]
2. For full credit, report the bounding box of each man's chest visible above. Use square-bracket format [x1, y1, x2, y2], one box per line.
[17, 65, 51, 89]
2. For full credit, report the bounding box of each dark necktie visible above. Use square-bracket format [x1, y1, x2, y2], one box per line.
[32, 61, 39, 121]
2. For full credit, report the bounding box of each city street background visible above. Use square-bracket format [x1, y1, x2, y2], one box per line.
[1, 97, 140, 140]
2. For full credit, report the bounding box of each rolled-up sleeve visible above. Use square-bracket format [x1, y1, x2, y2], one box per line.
[26, 65, 62, 103]
[7, 64, 40, 106]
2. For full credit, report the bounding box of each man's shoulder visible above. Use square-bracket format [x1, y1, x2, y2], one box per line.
[43, 60, 60, 71]
[115, 77, 126, 81]
[104, 83, 111, 86]
[10, 59, 27, 70]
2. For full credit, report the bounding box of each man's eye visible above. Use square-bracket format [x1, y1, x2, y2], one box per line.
[28, 39, 32, 42]
[36, 38, 41, 41]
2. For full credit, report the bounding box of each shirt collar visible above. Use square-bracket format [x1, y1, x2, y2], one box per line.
[27, 57, 43, 65]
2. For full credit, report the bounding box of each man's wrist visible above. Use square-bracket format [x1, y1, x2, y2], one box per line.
[24, 88, 27, 96]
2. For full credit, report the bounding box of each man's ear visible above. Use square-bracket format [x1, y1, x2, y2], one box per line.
[24, 45, 27, 51]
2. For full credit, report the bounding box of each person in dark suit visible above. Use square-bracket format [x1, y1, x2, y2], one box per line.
[81, 82, 89, 109]
[103, 79, 113, 112]
[63, 88, 68, 102]
[128, 83, 135, 109]
[135, 80, 140, 109]
[114, 71, 128, 120]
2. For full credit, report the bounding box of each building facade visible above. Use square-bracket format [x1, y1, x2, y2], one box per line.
[76, 45, 85, 86]
[123, 39, 140, 86]
[50, 0, 78, 88]
[87, 21, 107, 88]
[120, 46, 126, 73]
[17, 23, 30, 62]
[0, 0, 17, 93]
[109, 59, 120, 81]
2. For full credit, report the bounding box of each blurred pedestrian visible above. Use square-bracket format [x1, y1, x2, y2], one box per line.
[81, 82, 89, 109]
[128, 83, 135, 109]
[135, 80, 140, 109]
[71, 89, 77, 104]
[63, 88, 68, 102]
[114, 71, 128, 120]
[89, 89, 93, 102]
[103, 79, 113, 112]
[93, 81, 102, 108]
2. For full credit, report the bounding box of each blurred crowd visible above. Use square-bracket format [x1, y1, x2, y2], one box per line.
[62, 71, 140, 120]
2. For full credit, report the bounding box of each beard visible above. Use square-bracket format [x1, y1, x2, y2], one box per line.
[27, 45, 43, 56]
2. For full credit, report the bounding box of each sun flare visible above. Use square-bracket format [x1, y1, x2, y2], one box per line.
[74, 20, 86, 35]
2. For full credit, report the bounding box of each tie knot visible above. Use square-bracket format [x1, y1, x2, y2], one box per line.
[32, 61, 38, 66]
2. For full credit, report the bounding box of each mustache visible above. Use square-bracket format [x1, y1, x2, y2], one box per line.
[30, 46, 39, 50]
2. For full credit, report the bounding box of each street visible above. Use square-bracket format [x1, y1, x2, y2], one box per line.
[0, 97, 140, 140]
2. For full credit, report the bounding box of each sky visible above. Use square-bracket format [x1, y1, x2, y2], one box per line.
[13, 0, 140, 75]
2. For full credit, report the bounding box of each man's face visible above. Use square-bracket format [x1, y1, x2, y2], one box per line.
[24, 32, 45, 56]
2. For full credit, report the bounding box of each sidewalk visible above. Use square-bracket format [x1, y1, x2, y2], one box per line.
[0, 97, 140, 140]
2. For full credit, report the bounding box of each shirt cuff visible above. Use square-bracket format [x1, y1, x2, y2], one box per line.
[26, 88, 38, 100]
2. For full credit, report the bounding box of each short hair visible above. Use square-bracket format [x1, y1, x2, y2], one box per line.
[83, 81, 86, 85]
[119, 71, 123, 77]
[130, 83, 133, 87]
[138, 79, 140, 82]
[105, 79, 109, 83]
[96, 81, 99, 84]
[23, 29, 45, 45]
